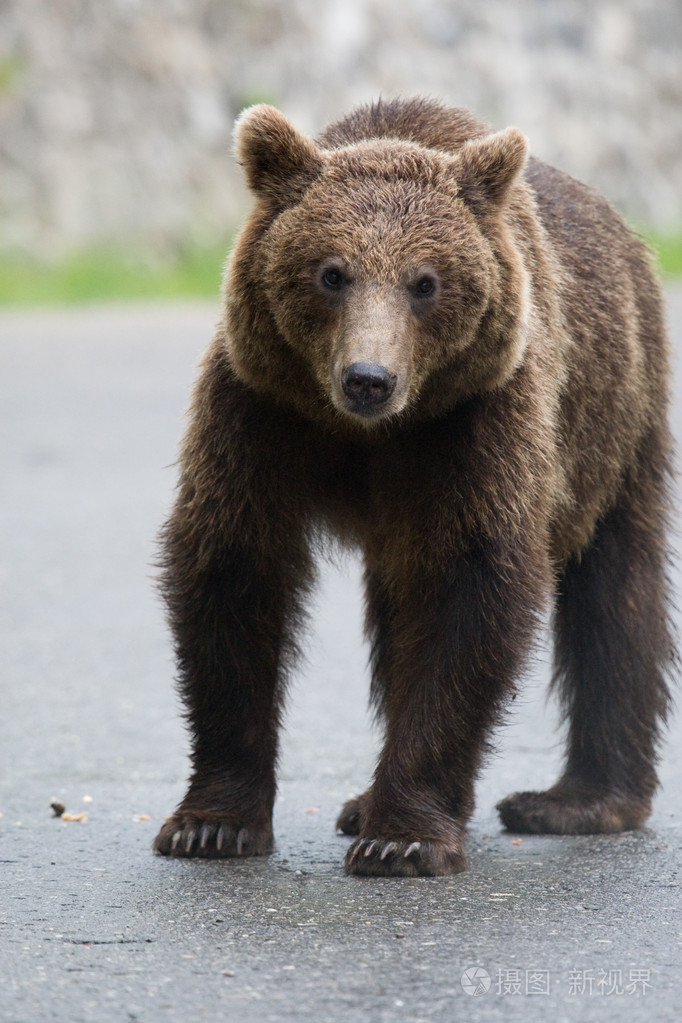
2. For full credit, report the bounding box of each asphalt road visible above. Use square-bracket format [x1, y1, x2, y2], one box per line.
[1, 291, 681, 1023]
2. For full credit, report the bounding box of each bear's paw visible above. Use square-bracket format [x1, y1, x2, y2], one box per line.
[336, 791, 372, 836]
[153, 814, 273, 858]
[344, 835, 467, 877]
[496, 788, 651, 835]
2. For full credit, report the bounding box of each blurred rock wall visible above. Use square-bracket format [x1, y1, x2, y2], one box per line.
[1, 0, 681, 259]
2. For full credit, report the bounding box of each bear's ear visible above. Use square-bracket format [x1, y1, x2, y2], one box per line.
[234, 104, 324, 202]
[455, 127, 529, 215]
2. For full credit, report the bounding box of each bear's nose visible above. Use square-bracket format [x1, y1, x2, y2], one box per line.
[341, 362, 397, 413]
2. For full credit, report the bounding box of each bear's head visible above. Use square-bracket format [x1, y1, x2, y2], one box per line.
[225, 103, 532, 430]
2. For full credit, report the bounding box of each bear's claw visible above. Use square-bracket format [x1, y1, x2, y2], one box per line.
[154, 815, 273, 858]
[344, 836, 466, 877]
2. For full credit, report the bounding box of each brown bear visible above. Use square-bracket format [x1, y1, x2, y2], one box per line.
[153, 98, 674, 877]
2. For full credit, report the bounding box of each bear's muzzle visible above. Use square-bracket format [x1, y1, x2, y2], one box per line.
[341, 361, 397, 416]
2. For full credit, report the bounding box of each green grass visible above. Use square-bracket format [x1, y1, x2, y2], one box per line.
[0, 244, 231, 305]
[0, 230, 680, 307]
[648, 233, 682, 278]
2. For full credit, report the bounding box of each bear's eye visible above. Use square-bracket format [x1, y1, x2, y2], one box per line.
[414, 275, 437, 297]
[321, 267, 346, 290]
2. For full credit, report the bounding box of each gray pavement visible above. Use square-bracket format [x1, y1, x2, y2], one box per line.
[1, 292, 681, 1023]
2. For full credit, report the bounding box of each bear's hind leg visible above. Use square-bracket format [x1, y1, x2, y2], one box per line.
[498, 430, 674, 834]
[336, 789, 371, 836]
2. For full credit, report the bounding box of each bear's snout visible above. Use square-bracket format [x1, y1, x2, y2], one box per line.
[341, 362, 397, 415]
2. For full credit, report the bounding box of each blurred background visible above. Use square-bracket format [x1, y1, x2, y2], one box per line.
[1, 0, 681, 302]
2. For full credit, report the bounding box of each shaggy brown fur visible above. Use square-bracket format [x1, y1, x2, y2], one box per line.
[153, 98, 674, 877]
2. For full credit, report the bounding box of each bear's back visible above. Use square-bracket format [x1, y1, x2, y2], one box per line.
[317, 97, 489, 153]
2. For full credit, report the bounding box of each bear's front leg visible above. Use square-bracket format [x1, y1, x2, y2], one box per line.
[153, 379, 315, 860]
[153, 522, 312, 858]
[341, 538, 548, 877]
[151, 532, 278, 859]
